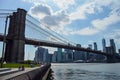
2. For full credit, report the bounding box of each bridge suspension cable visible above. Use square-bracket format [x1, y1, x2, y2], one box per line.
[0, 9, 16, 12]
[0, 10, 76, 46]
[0, 10, 13, 18]
[26, 20, 61, 42]
[26, 15, 68, 44]
[25, 22, 48, 40]
[27, 14, 72, 42]
[26, 15, 70, 44]
[26, 14, 77, 46]
[0, 16, 7, 18]
[26, 19, 68, 44]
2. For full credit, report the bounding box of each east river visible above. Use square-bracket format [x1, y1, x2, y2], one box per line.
[48, 63, 120, 80]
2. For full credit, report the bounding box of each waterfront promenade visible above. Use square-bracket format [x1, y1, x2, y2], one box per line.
[0, 64, 51, 80]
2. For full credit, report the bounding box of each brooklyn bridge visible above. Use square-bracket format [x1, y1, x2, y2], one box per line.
[0, 8, 120, 63]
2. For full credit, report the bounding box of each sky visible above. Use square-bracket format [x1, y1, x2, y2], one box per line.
[0, 0, 120, 60]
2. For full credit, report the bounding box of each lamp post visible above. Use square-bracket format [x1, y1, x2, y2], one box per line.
[0, 16, 8, 68]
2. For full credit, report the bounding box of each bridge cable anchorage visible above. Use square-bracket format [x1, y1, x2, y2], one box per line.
[26, 19, 68, 44]
[26, 14, 77, 45]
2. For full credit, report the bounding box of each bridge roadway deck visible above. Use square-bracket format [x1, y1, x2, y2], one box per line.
[0, 34, 118, 58]
[0, 67, 41, 80]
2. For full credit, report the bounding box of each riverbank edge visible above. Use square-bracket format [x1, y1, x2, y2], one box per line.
[0, 64, 51, 80]
[42, 67, 51, 80]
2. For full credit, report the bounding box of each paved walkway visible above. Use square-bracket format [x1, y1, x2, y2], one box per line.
[0, 67, 40, 80]
[0, 68, 11, 72]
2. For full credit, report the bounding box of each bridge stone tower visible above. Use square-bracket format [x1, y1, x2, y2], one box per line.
[5, 9, 27, 63]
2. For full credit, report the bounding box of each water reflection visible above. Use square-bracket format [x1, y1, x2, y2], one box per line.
[47, 63, 120, 80]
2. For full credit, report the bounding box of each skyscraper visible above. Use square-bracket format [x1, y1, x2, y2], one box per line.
[94, 42, 97, 51]
[74, 44, 83, 61]
[110, 39, 116, 53]
[102, 38, 106, 52]
[93, 42, 98, 61]
[52, 51, 57, 63]
[106, 47, 113, 55]
[62, 51, 67, 62]
[64, 44, 73, 62]
[34, 47, 49, 63]
[57, 48, 62, 62]
[87, 44, 93, 61]
[106, 46, 115, 63]
[88, 44, 92, 49]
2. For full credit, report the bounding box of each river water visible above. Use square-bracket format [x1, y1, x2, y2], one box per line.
[49, 63, 120, 80]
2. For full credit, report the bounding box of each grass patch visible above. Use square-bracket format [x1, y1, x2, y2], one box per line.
[1, 63, 39, 68]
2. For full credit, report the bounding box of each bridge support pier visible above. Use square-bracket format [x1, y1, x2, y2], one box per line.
[5, 9, 26, 63]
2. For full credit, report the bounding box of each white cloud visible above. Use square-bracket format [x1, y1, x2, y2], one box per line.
[28, 3, 71, 43]
[70, 2, 94, 20]
[29, 3, 71, 36]
[70, 0, 119, 21]
[22, 0, 36, 2]
[27, 0, 120, 36]
[92, 11, 120, 30]
[53, 0, 75, 9]
[69, 0, 105, 21]
[23, 0, 75, 10]
[29, 3, 52, 19]
[70, 0, 120, 35]
[70, 11, 120, 35]
[22, 0, 40, 4]
[41, 10, 70, 26]
[70, 27, 99, 35]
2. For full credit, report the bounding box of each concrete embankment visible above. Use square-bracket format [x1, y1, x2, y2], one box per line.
[0, 64, 51, 80]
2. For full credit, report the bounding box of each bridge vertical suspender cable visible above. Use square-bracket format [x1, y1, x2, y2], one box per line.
[27, 14, 75, 44]
[26, 19, 66, 44]
[26, 14, 77, 45]
[0, 16, 9, 68]
[26, 18, 69, 44]
[26, 19, 68, 44]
